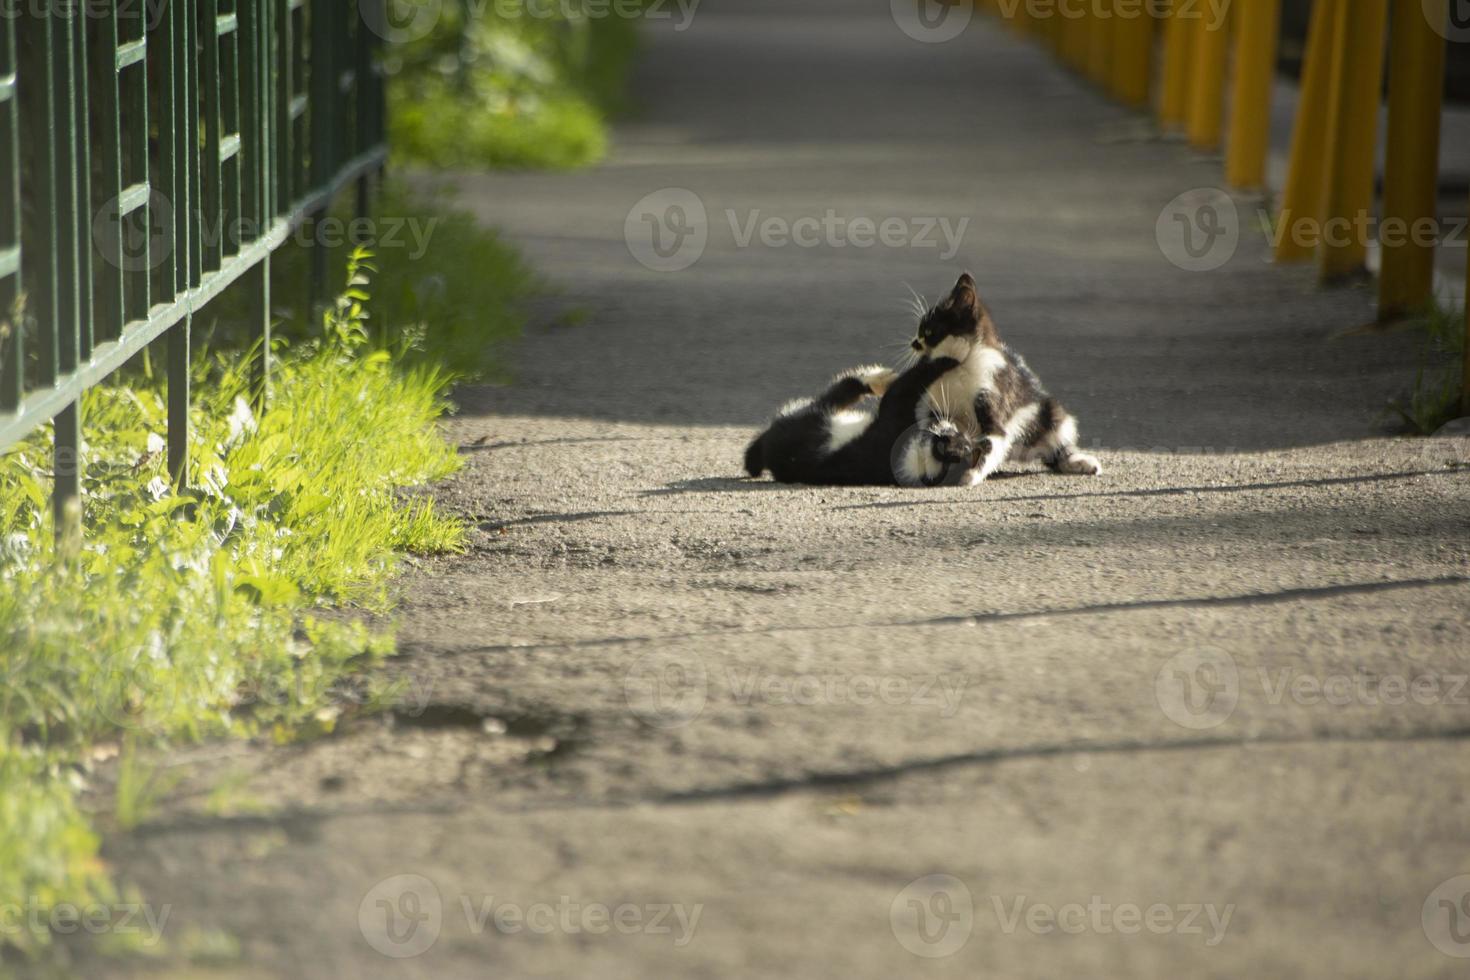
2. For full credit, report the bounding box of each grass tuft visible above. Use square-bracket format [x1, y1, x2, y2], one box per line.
[1390, 301, 1466, 435]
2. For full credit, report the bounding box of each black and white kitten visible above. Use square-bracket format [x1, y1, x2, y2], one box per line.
[911, 273, 1101, 483]
[744, 361, 979, 486]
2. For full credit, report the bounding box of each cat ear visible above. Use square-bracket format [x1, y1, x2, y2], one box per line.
[949, 273, 981, 322]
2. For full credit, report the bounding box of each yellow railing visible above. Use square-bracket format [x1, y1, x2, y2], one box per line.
[981, 0, 1463, 412]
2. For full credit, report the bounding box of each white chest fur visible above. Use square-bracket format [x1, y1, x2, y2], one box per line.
[920, 344, 1006, 437]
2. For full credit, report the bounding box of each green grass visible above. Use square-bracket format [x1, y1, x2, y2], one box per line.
[385, 0, 643, 170]
[1390, 301, 1466, 435]
[0, 236, 520, 960]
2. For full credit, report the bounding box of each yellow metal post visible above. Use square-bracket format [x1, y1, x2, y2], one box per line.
[1112, 0, 1156, 107]
[1088, 2, 1113, 86]
[1379, 0, 1447, 318]
[1224, 0, 1282, 187]
[1186, 4, 1230, 149]
[1275, 0, 1339, 262]
[1464, 235, 1470, 416]
[1158, 1, 1193, 129]
[1318, 0, 1388, 281]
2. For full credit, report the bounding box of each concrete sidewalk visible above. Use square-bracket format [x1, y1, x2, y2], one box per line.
[96, 2, 1470, 977]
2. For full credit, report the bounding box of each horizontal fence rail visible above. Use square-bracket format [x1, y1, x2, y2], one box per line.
[0, 0, 387, 537]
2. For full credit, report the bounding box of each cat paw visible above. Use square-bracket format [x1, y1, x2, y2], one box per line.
[1057, 452, 1102, 476]
[970, 436, 992, 468]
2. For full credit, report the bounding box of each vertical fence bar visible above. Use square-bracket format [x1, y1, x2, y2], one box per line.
[91, 9, 126, 345]
[0, 7, 20, 414]
[52, 11, 85, 535]
[221, 2, 244, 262]
[68, 4, 93, 366]
[121, 7, 151, 325]
[201, 0, 223, 274]
[1086, 2, 1111, 86]
[1317, 0, 1388, 282]
[1111, 1, 1154, 109]
[241, 0, 273, 408]
[1185, 5, 1229, 150]
[166, 0, 195, 488]
[1224, 0, 1281, 189]
[307, 0, 331, 313]
[1464, 231, 1470, 416]
[1378, 0, 1447, 319]
[1275, 0, 1338, 262]
[1158, 1, 1192, 130]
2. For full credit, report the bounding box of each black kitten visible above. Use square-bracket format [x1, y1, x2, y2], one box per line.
[745, 361, 977, 486]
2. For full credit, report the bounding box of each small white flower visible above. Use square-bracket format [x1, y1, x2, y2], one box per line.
[146, 432, 167, 455]
[145, 476, 171, 501]
[224, 396, 258, 451]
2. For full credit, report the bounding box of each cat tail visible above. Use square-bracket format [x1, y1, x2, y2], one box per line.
[743, 432, 768, 477]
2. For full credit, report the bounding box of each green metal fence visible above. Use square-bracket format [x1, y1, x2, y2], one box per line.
[0, 0, 386, 537]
